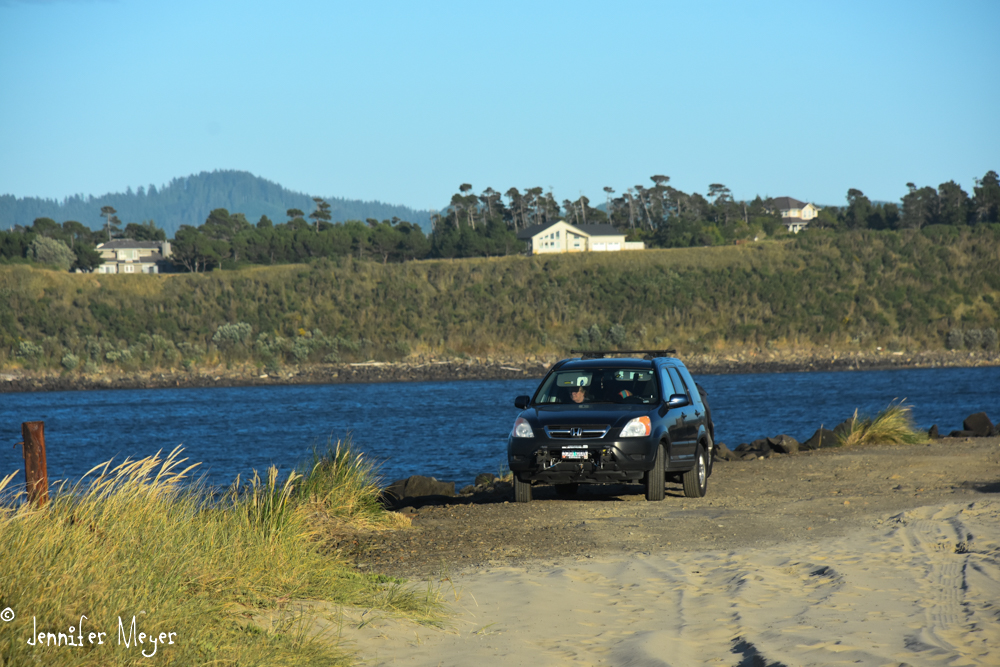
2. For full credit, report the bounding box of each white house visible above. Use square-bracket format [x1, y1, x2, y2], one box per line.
[95, 240, 172, 274]
[516, 221, 643, 255]
[772, 197, 821, 233]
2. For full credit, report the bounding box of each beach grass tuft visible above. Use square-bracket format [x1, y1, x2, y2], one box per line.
[838, 401, 927, 447]
[0, 444, 439, 665]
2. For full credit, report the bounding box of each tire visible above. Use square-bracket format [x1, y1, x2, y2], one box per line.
[683, 444, 708, 498]
[696, 382, 715, 443]
[555, 483, 579, 496]
[644, 444, 665, 501]
[703, 433, 715, 477]
[514, 475, 533, 503]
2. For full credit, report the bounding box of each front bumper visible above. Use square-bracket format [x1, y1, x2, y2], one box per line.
[507, 436, 658, 485]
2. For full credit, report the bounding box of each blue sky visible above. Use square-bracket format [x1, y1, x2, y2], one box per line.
[1, 0, 997, 210]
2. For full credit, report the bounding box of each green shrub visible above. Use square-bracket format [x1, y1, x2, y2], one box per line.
[983, 328, 998, 351]
[946, 328, 965, 349]
[60, 352, 79, 371]
[28, 236, 75, 271]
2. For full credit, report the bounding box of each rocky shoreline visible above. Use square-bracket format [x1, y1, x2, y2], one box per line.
[1, 349, 997, 394]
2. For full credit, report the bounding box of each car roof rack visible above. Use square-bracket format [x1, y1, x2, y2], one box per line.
[570, 349, 677, 360]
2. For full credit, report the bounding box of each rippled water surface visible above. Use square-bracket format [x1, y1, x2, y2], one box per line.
[1, 366, 998, 489]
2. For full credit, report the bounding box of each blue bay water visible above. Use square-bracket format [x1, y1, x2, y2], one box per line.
[1, 366, 998, 490]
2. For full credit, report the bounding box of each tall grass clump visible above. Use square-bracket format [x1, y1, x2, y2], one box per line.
[837, 401, 927, 447]
[0, 446, 439, 666]
[295, 437, 405, 531]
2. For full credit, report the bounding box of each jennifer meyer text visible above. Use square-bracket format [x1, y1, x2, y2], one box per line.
[27, 614, 176, 658]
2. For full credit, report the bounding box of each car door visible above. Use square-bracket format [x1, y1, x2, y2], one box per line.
[666, 366, 698, 462]
[659, 366, 695, 463]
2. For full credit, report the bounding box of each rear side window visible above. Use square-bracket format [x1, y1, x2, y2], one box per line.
[667, 367, 688, 397]
[658, 368, 676, 396]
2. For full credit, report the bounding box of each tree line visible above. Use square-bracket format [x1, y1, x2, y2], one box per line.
[2, 170, 997, 272]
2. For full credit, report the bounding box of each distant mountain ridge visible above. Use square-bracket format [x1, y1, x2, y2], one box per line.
[0, 170, 432, 237]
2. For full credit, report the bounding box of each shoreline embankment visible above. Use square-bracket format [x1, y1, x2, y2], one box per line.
[2, 349, 997, 393]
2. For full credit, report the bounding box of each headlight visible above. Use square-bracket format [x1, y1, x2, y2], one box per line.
[621, 416, 651, 437]
[512, 417, 534, 438]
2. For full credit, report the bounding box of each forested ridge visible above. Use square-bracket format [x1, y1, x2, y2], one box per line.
[0, 170, 432, 238]
[2, 170, 997, 273]
[2, 227, 998, 373]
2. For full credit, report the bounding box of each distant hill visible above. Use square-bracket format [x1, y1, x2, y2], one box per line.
[0, 170, 432, 237]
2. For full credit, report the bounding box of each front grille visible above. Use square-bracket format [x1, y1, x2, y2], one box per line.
[544, 425, 610, 439]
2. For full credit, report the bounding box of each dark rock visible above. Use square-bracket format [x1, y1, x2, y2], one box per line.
[801, 428, 839, 451]
[963, 412, 994, 437]
[928, 425, 940, 439]
[474, 472, 496, 487]
[767, 434, 800, 454]
[832, 420, 854, 440]
[459, 485, 475, 495]
[949, 430, 978, 438]
[714, 442, 736, 461]
[383, 475, 456, 508]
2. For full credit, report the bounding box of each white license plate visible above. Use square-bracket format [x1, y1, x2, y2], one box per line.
[562, 450, 588, 460]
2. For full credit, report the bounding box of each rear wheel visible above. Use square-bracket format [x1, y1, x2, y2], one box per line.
[514, 475, 533, 503]
[704, 433, 715, 477]
[682, 444, 708, 498]
[555, 483, 579, 496]
[644, 444, 665, 501]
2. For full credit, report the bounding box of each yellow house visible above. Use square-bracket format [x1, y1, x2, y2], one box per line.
[95, 240, 172, 274]
[516, 221, 642, 255]
[772, 197, 821, 233]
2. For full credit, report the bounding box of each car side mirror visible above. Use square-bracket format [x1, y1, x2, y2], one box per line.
[514, 395, 531, 409]
[665, 393, 689, 409]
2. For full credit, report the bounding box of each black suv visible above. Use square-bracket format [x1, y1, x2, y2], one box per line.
[507, 351, 715, 503]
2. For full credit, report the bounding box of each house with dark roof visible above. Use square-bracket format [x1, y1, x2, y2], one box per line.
[95, 240, 172, 274]
[515, 220, 643, 255]
[772, 197, 821, 233]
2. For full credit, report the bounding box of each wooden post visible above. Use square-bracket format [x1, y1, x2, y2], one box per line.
[21, 421, 49, 506]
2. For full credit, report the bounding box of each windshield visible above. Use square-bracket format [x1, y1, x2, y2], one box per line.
[534, 367, 660, 405]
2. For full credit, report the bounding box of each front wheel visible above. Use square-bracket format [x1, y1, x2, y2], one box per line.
[644, 444, 665, 501]
[682, 444, 709, 498]
[514, 475, 533, 503]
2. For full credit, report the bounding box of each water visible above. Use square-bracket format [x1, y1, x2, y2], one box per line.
[1, 367, 998, 490]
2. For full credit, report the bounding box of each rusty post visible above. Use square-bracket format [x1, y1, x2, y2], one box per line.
[21, 421, 49, 506]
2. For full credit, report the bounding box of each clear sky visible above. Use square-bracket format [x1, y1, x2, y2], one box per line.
[1, 0, 997, 210]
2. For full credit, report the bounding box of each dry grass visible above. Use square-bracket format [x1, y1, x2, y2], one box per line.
[0, 446, 440, 666]
[837, 401, 927, 447]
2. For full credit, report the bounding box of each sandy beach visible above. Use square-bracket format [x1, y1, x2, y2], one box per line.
[333, 499, 999, 666]
[302, 437, 1000, 667]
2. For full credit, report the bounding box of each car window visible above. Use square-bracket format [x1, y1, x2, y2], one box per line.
[658, 367, 676, 396]
[667, 367, 688, 397]
[534, 367, 659, 404]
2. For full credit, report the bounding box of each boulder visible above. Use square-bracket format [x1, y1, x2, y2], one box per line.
[928, 424, 940, 439]
[474, 472, 497, 487]
[963, 412, 994, 437]
[949, 430, 978, 438]
[735, 438, 772, 456]
[383, 475, 456, 507]
[767, 434, 800, 455]
[714, 442, 736, 461]
[832, 420, 854, 441]
[801, 427, 839, 451]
